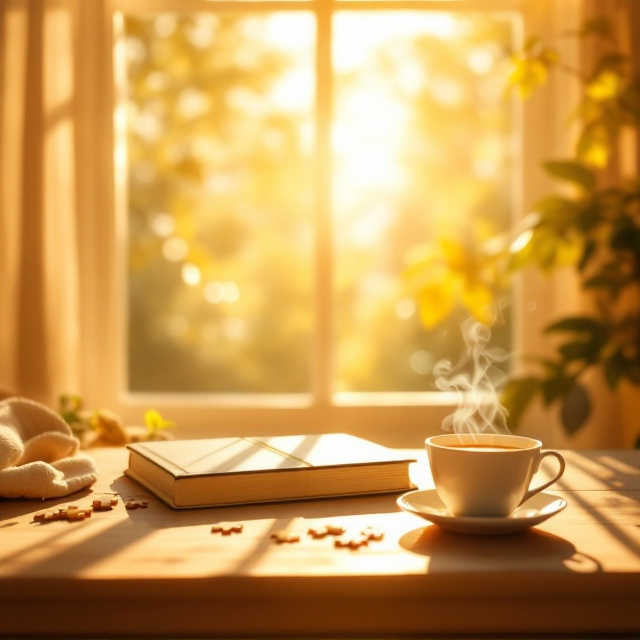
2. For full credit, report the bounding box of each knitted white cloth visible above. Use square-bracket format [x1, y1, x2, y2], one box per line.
[0, 397, 98, 499]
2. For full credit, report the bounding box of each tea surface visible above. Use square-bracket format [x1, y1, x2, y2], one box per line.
[444, 444, 522, 451]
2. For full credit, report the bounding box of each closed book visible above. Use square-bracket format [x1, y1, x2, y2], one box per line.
[124, 433, 416, 509]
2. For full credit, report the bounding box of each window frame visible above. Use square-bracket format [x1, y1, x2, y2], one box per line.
[78, 0, 594, 447]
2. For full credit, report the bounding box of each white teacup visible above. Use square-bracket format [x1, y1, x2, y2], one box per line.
[425, 433, 565, 518]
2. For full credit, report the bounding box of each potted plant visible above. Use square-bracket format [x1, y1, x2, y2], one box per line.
[406, 16, 640, 442]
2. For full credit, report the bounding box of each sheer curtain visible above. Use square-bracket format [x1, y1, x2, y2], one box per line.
[0, 0, 637, 429]
[0, 0, 109, 407]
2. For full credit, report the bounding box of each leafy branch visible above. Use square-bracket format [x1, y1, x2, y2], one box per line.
[406, 16, 640, 437]
[59, 394, 174, 446]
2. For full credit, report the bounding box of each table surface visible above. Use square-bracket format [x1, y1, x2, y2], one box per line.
[1, 446, 639, 638]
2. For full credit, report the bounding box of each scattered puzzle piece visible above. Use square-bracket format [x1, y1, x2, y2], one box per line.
[92, 497, 118, 511]
[270, 517, 305, 544]
[361, 526, 384, 541]
[271, 530, 301, 543]
[308, 523, 347, 538]
[211, 522, 243, 535]
[65, 506, 92, 521]
[66, 510, 87, 521]
[269, 521, 382, 548]
[33, 510, 59, 523]
[125, 499, 149, 510]
[334, 532, 370, 549]
[325, 523, 347, 536]
[33, 505, 92, 524]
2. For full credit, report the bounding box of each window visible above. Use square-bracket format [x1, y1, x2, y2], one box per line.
[94, 0, 540, 444]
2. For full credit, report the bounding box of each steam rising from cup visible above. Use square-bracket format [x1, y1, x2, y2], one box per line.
[434, 318, 510, 434]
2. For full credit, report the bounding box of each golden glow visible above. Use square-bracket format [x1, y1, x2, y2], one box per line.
[122, 9, 515, 395]
[331, 12, 465, 225]
[332, 90, 409, 194]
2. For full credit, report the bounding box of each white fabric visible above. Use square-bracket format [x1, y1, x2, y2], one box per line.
[0, 397, 98, 499]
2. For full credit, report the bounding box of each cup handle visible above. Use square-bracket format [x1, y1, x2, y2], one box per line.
[520, 450, 566, 505]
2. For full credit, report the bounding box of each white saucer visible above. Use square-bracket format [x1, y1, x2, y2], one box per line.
[396, 489, 567, 536]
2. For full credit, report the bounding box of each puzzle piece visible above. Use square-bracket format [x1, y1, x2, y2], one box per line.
[211, 522, 243, 535]
[33, 504, 92, 523]
[361, 526, 384, 541]
[270, 517, 305, 544]
[307, 523, 347, 539]
[33, 510, 61, 523]
[326, 523, 348, 536]
[124, 499, 149, 510]
[92, 497, 118, 511]
[307, 526, 329, 539]
[334, 532, 370, 549]
[65, 505, 92, 521]
[271, 530, 301, 543]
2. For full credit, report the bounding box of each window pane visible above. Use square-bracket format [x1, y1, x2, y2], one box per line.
[332, 12, 515, 393]
[124, 13, 315, 393]
[122, 8, 517, 399]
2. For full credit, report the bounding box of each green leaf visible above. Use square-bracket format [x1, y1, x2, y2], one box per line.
[546, 317, 607, 364]
[543, 160, 595, 191]
[587, 70, 623, 101]
[531, 234, 563, 271]
[583, 258, 632, 296]
[544, 316, 604, 336]
[58, 394, 84, 426]
[558, 339, 601, 363]
[507, 234, 534, 271]
[560, 382, 591, 436]
[584, 272, 624, 295]
[500, 377, 540, 431]
[507, 56, 549, 99]
[604, 351, 628, 390]
[144, 409, 174, 434]
[541, 374, 570, 406]
[538, 358, 562, 376]
[576, 123, 610, 167]
[59, 393, 83, 413]
[578, 238, 597, 272]
[574, 201, 602, 233]
[534, 194, 577, 220]
[611, 224, 640, 253]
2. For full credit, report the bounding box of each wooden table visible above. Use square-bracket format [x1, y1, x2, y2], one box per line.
[1, 447, 639, 638]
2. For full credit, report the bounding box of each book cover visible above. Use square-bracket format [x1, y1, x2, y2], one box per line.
[125, 433, 416, 509]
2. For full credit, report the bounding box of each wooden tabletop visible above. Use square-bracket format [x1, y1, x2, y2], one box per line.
[1, 446, 639, 638]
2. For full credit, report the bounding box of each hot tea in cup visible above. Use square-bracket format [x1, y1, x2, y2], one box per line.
[425, 433, 565, 517]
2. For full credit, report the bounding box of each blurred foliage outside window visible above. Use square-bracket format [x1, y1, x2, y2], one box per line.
[122, 8, 517, 396]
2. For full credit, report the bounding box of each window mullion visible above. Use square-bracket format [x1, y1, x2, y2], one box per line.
[313, 0, 334, 407]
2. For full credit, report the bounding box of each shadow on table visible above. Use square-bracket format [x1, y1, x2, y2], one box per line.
[399, 525, 603, 573]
